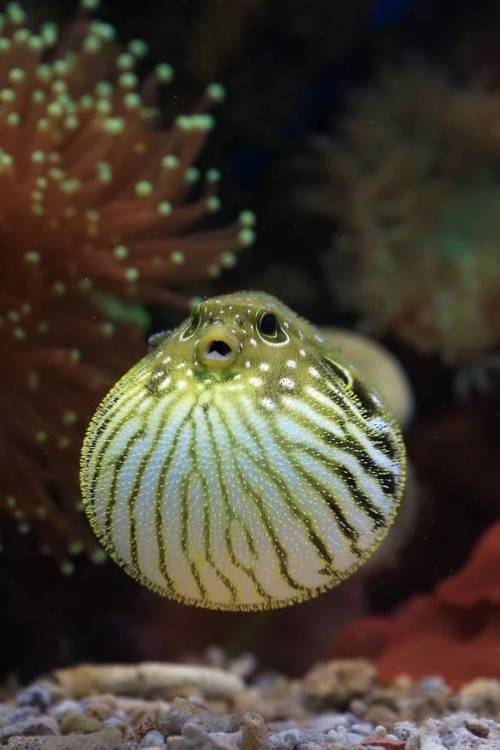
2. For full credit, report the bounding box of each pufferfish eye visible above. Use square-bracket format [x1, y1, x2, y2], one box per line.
[180, 311, 201, 341]
[258, 312, 279, 337]
[257, 310, 289, 344]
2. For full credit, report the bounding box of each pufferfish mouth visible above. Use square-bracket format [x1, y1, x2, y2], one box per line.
[207, 340, 232, 359]
[196, 325, 239, 370]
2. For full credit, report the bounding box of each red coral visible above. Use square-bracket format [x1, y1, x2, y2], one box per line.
[336, 523, 500, 687]
[0, 0, 253, 570]
[437, 520, 500, 606]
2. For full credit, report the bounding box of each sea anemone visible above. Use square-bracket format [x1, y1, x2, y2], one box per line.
[303, 61, 500, 366]
[336, 521, 500, 687]
[1, 296, 144, 570]
[0, 0, 254, 571]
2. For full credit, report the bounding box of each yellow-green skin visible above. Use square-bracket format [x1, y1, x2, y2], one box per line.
[80, 291, 406, 611]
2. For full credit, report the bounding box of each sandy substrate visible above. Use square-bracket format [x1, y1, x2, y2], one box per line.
[0, 658, 499, 748]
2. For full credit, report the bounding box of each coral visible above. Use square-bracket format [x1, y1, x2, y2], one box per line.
[304, 61, 500, 365]
[0, 0, 254, 570]
[335, 521, 500, 687]
[0, 294, 143, 567]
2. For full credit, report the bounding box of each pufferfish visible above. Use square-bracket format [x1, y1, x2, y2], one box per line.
[80, 292, 406, 611]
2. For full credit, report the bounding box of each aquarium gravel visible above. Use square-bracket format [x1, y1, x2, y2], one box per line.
[0, 659, 499, 749]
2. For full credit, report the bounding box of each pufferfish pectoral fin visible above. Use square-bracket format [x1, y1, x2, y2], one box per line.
[319, 353, 355, 389]
[320, 352, 388, 421]
[147, 329, 172, 351]
[314, 351, 406, 525]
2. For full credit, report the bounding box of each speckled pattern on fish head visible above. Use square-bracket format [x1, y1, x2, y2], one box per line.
[80, 291, 406, 611]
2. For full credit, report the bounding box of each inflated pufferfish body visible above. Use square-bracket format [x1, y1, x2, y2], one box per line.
[80, 292, 406, 611]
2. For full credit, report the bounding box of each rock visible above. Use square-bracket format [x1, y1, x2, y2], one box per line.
[361, 740, 406, 749]
[101, 694, 171, 724]
[362, 705, 399, 726]
[5, 726, 123, 749]
[464, 718, 490, 738]
[81, 694, 129, 723]
[166, 723, 241, 750]
[53, 663, 244, 701]
[303, 660, 377, 708]
[392, 721, 418, 741]
[161, 697, 240, 735]
[139, 729, 166, 747]
[16, 685, 51, 711]
[186, 724, 241, 750]
[241, 713, 270, 750]
[4, 659, 500, 750]
[102, 717, 128, 733]
[458, 679, 500, 715]
[234, 680, 306, 722]
[161, 697, 212, 735]
[227, 655, 257, 681]
[0, 706, 38, 727]
[174, 723, 212, 750]
[1, 715, 59, 741]
[52, 700, 84, 717]
[418, 677, 447, 693]
[59, 712, 104, 734]
[268, 728, 304, 749]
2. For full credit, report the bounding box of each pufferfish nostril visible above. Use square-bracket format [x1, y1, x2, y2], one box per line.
[206, 340, 232, 359]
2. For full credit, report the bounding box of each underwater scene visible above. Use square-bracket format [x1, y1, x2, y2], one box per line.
[1, 0, 500, 747]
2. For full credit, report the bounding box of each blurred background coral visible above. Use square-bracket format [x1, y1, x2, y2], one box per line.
[1, 0, 499, 688]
